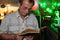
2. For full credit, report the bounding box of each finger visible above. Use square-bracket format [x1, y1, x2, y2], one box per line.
[16, 35, 23, 40]
[25, 36, 33, 40]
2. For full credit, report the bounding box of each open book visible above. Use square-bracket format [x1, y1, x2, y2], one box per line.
[18, 28, 40, 36]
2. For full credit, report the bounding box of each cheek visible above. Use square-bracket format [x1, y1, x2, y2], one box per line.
[20, 9, 28, 14]
[22, 10, 26, 13]
[20, 9, 24, 13]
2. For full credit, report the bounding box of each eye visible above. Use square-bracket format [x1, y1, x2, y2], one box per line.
[23, 7, 27, 9]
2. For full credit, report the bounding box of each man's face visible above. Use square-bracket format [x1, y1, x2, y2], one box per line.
[19, 0, 33, 16]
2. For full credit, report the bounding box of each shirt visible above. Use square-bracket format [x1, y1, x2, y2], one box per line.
[0, 11, 39, 34]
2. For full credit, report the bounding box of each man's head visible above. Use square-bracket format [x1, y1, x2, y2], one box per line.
[18, 0, 34, 16]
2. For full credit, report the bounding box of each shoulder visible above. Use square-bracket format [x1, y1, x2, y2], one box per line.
[29, 13, 36, 18]
[4, 11, 17, 18]
[29, 13, 38, 21]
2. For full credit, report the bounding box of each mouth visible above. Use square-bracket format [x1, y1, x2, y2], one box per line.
[22, 13, 27, 16]
[23, 13, 28, 15]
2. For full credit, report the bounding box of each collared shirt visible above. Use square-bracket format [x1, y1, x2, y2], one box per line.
[0, 11, 39, 34]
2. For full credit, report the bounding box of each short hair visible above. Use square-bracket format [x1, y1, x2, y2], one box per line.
[18, 0, 34, 6]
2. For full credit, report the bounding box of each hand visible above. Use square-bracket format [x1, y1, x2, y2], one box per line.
[16, 35, 23, 40]
[41, 26, 47, 31]
[0, 34, 17, 40]
[25, 36, 33, 40]
[41, 26, 47, 30]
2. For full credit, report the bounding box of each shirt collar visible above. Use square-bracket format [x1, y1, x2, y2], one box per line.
[25, 15, 29, 19]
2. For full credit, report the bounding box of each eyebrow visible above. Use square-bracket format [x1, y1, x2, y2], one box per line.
[24, 6, 31, 10]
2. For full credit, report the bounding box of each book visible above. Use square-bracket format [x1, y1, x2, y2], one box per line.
[18, 28, 40, 36]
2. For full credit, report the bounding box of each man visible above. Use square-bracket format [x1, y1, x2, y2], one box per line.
[0, 0, 39, 40]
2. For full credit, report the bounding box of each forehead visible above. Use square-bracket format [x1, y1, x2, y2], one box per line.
[22, 0, 33, 8]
